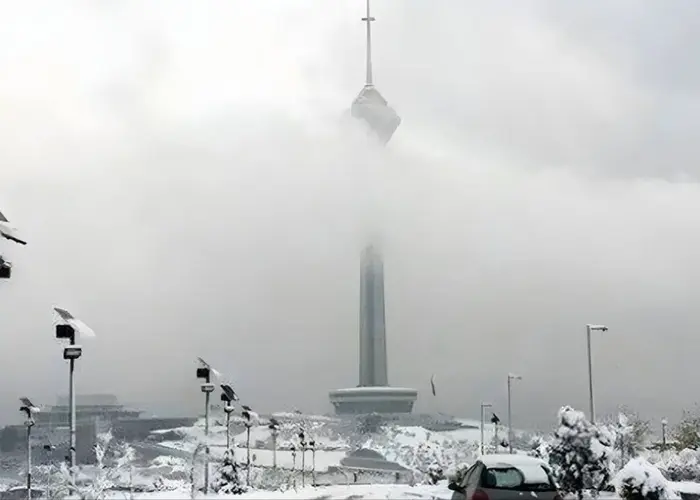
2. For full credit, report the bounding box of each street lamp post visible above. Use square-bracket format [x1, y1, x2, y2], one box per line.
[298, 430, 306, 487]
[220, 384, 239, 452]
[53, 307, 96, 479]
[480, 402, 492, 455]
[507, 373, 522, 454]
[19, 398, 39, 500]
[268, 418, 280, 468]
[661, 418, 668, 450]
[241, 406, 256, 488]
[309, 439, 316, 487]
[196, 365, 215, 494]
[586, 324, 608, 424]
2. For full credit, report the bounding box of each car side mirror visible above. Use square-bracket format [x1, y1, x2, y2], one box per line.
[448, 482, 465, 493]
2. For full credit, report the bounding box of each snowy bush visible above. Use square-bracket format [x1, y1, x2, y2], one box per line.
[660, 448, 700, 482]
[427, 463, 444, 484]
[548, 406, 614, 500]
[673, 411, 700, 450]
[211, 449, 246, 495]
[528, 435, 551, 462]
[446, 462, 471, 484]
[248, 465, 291, 491]
[52, 430, 137, 500]
[613, 457, 676, 500]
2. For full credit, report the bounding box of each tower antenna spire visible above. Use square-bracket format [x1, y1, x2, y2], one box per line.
[362, 0, 375, 86]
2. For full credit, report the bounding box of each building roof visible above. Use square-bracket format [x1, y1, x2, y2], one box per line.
[340, 448, 409, 473]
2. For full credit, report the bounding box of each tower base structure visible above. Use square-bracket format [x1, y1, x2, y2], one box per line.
[329, 386, 417, 415]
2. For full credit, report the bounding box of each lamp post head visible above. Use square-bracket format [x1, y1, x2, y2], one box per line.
[19, 397, 40, 423]
[661, 418, 668, 426]
[481, 402, 492, 408]
[587, 324, 608, 332]
[63, 345, 82, 360]
[508, 373, 522, 381]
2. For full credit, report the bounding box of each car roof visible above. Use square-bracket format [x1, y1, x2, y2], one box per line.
[478, 454, 549, 468]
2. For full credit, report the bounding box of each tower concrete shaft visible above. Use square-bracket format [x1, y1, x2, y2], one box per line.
[359, 245, 388, 387]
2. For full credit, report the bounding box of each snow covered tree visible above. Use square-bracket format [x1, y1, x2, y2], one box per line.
[614, 457, 674, 500]
[211, 449, 246, 495]
[606, 410, 651, 466]
[357, 413, 384, 436]
[548, 406, 613, 500]
[54, 431, 136, 500]
[528, 435, 551, 462]
[427, 463, 444, 484]
[673, 410, 700, 450]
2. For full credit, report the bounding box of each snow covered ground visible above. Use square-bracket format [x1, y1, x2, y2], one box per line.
[99, 484, 453, 499]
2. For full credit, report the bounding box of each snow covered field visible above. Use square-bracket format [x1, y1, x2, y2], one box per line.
[99, 484, 452, 499]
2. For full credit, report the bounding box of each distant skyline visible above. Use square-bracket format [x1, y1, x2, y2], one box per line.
[2, 1, 700, 429]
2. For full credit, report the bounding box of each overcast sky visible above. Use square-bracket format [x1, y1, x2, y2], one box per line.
[1, 0, 699, 429]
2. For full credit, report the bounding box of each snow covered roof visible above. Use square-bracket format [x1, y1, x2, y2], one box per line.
[340, 448, 409, 473]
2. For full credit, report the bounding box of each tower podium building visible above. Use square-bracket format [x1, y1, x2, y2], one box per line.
[329, 0, 417, 415]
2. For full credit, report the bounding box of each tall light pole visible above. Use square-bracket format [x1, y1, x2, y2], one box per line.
[661, 418, 668, 450]
[298, 429, 307, 487]
[241, 406, 257, 488]
[53, 306, 95, 478]
[268, 418, 280, 468]
[480, 402, 492, 455]
[220, 384, 239, 451]
[196, 364, 215, 494]
[19, 398, 39, 500]
[507, 373, 522, 454]
[586, 324, 608, 424]
[309, 439, 316, 487]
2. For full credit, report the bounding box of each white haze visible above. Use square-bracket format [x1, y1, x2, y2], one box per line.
[1, 1, 700, 428]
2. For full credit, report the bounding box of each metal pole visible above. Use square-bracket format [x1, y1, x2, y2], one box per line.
[301, 446, 306, 487]
[226, 410, 231, 450]
[204, 391, 210, 494]
[480, 405, 485, 455]
[494, 424, 499, 454]
[312, 448, 316, 486]
[246, 427, 251, 487]
[272, 432, 277, 468]
[662, 420, 667, 450]
[586, 325, 595, 424]
[507, 376, 512, 454]
[69, 354, 76, 473]
[26, 425, 32, 500]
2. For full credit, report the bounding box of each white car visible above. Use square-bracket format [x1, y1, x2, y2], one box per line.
[448, 454, 562, 500]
